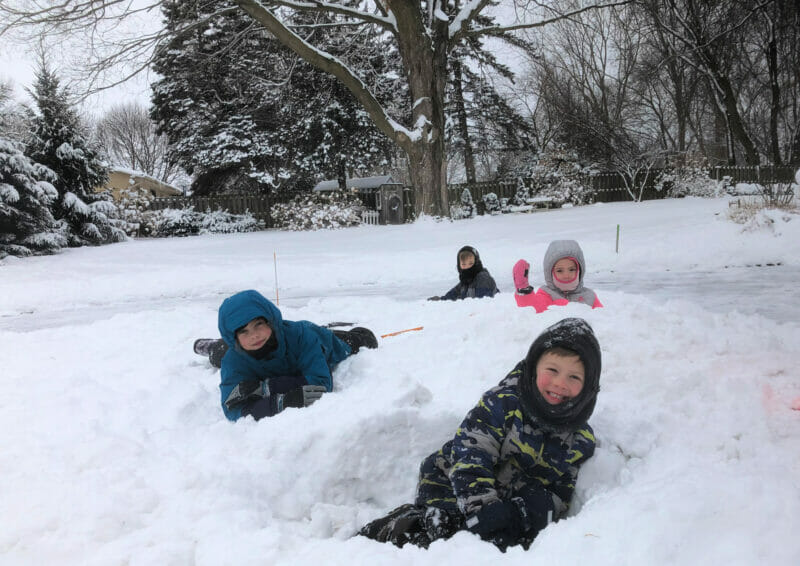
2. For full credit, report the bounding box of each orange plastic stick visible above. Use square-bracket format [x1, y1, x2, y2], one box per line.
[380, 326, 423, 338]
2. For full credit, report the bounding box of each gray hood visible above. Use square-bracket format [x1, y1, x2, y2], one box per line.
[540, 240, 595, 303]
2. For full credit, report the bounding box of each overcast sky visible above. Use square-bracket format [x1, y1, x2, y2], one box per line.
[0, 1, 159, 115]
[0, 1, 528, 117]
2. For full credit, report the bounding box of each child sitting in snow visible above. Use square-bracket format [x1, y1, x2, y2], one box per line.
[513, 240, 602, 312]
[359, 317, 600, 551]
[193, 289, 377, 422]
[428, 245, 499, 301]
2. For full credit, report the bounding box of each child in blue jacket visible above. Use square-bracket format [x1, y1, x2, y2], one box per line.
[359, 318, 601, 551]
[194, 290, 377, 421]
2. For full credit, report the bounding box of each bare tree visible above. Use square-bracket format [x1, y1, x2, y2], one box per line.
[737, 0, 800, 165]
[94, 102, 183, 185]
[1, 0, 630, 217]
[526, 1, 657, 166]
[642, 0, 766, 165]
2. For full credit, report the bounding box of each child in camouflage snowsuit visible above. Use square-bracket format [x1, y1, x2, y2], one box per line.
[359, 317, 601, 551]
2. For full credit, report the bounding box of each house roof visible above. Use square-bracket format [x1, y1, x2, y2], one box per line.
[312, 175, 395, 192]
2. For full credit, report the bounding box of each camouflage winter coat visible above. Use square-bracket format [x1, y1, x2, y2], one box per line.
[415, 363, 595, 522]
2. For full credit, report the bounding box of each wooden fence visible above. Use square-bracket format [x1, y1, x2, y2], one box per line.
[149, 165, 797, 226]
[710, 165, 796, 184]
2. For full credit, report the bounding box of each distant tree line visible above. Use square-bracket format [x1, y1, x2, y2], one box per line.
[2, 1, 798, 218]
[507, 0, 800, 179]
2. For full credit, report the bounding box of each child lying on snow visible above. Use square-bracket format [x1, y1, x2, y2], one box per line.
[193, 289, 377, 421]
[428, 245, 499, 301]
[513, 240, 603, 312]
[359, 318, 601, 551]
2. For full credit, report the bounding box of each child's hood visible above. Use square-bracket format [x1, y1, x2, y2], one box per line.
[542, 239, 586, 287]
[519, 317, 601, 432]
[217, 290, 284, 347]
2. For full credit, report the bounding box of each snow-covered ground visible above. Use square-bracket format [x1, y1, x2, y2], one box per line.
[1, 197, 798, 565]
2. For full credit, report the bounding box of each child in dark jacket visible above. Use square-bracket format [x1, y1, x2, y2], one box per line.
[513, 240, 603, 312]
[359, 318, 601, 551]
[193, 289, 377, 421]
[428, 245, 499, 301]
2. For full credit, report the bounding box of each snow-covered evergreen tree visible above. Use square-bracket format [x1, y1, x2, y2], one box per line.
[0, 138, 67, 258]
[25, 61, 125, 247]
[0, 81, 30, 145]
[151, 1, 403, 195]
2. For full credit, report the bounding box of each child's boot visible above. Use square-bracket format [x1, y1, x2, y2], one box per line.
[193, 338, 228, 368]
[333, 327, 378, 354]
[194, 338, 218, 356]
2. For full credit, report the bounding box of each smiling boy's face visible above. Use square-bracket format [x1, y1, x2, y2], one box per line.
[535, 351, 585, 404]
[235, 317, 272, 351]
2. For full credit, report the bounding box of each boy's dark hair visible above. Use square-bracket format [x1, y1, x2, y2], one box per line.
[235, 316, 268, 335]
[542, 346, 581, 359]
[519, 318, 601, 432]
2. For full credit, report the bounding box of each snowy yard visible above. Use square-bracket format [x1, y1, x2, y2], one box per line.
[1, 197, 798, 565]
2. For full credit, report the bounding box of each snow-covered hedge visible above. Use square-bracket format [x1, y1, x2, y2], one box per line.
[132, 206, 264, 238]
[655, 164, 720, 198]
[270, 190, 364, 231]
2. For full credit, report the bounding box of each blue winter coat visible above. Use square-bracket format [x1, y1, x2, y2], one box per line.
[217, 290, 351, 421]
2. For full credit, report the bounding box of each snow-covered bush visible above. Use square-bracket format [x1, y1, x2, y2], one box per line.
[117, 187, 154, 236]
[142, 207, 201, 237]
[511, 177, 531, 206]
[482, 192, 502, 214]
[520, 148, 594, 206]
[655, 163, 719, 198]
[138, 206, 264, 237]
[536, 176, 593, 206]
[450, 188, 475, 219]
[199, 208, 264, 233]
[270, 190, 363, 230]
[727, 205, 797, 235]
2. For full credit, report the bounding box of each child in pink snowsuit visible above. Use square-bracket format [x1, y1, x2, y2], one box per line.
[513, 240, 602, 313]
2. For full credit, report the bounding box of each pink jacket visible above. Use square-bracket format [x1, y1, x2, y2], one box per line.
[514, 286, 603, 312]
[513, 240, 603, 313]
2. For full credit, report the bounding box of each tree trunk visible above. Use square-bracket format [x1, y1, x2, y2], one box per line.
[451, 58, 476, 184]
[336, 158, 347, 190]
[389, 0, 449, 217]
[767, 28, 782, 165]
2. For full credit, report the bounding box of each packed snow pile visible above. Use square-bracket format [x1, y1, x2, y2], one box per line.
[1, 197, 798, 565]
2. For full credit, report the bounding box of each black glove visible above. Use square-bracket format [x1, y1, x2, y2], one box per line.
[240, 385, 325, 420]
[359, 504, 428, 548]
[466, 500, 524, 540]
[224, 379, 267, 411]
[282, 385, 326, 409]
[422, 506, 463, 542]
[427, 295, 441, 301]
[267, 375, 306, 394]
